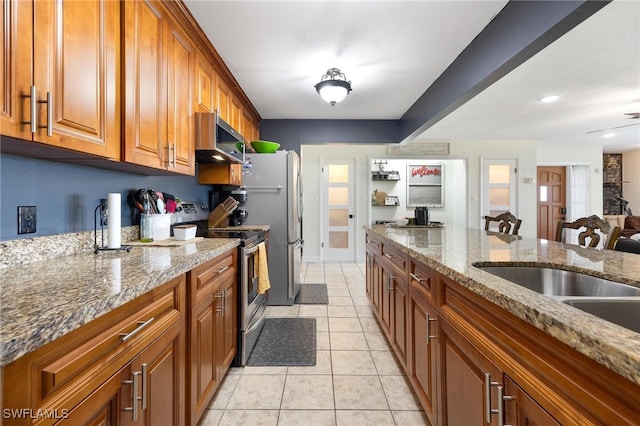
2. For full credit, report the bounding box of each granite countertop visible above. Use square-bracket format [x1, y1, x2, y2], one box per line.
[0, 237, 240, 367]
[209, 225, 271, 232]
[365, 225, 640, 386]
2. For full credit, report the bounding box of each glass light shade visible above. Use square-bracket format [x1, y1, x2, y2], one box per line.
[316, 80, 350, 105]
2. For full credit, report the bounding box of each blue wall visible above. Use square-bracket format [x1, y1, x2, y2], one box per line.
[260, 119, 399, 154]
[0, 153, 211, 240]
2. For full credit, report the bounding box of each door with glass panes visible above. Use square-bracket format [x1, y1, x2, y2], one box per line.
[323, 160, 356, 261]
[482, 159, 518, 230]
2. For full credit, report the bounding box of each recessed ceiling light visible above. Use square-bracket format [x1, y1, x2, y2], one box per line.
[539, 94, 561, 103]
[602, 132, 616, 138]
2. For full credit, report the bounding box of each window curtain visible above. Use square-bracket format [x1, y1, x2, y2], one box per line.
[569, 165, 590, 221]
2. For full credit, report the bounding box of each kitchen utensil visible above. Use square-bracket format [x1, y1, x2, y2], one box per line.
[250, 140, 280, 153]
[165, 199, 177, 213]
[156, 198, 166, 214]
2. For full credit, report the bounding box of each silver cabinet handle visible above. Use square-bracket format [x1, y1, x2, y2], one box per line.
[426, 313, 437, 345]
[123, 371, 141, 421]
[120, 317, 155, 342]
[485, 373, 501, 423]
[39, 91, 52, 136]
[172, 143, 177, 167]
[23, 85, 37, 133]
[410, 273, 424, 283]
[216, 265, 230, 274]
[384, 253, 394, 259]
[216, 291, 224, 314]
[496, 385, 513, 426]
[141, 363, 148, 410]
[386, 272, 395, 291]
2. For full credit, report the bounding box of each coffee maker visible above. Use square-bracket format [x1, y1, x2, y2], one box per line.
[414, 207, 430, 225]
[229, 208, 248, 226]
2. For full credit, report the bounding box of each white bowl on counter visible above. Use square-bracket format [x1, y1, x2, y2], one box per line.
[173, 224, 197, 241]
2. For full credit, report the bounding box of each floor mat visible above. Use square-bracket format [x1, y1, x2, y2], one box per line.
[294, 283, 329, 304]
[246, 318, 316, 366]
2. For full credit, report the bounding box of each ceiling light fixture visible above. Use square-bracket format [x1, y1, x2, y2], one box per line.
[539, 94, 561, 103]
[314, 68, 352, 106]
[602, 132, 616, 138]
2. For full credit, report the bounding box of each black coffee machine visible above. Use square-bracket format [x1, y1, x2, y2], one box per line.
[414, 207, 430, 225]
[229, 208, 248, 226]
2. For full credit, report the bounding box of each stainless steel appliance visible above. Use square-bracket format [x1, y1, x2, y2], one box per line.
[241, 150, 303, 305]
[172, 200, 267, 366]
[209, 230, 267, 366]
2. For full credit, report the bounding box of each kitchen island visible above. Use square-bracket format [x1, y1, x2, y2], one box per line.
[365, 224, 640, 425]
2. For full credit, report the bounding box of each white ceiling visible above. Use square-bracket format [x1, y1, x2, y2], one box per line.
[184, 0, 640, 153]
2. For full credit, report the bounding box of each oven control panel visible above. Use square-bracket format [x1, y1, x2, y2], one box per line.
[173, 200, 209, 223]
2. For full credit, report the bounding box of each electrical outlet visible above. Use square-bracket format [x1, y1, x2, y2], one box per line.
[18, 206, 37, 234]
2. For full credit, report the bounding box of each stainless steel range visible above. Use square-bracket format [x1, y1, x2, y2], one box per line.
[173, 200, 267, 366]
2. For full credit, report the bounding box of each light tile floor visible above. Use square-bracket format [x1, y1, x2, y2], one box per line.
[198, 262, 429, 426]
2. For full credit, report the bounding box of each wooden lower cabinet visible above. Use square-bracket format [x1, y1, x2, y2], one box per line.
[1, 275, 186, 426]
[120, 319, 185, 426]
[187, 249, 238, 425]
[364, 231, 640, 426]
[408, 279, 438, 425]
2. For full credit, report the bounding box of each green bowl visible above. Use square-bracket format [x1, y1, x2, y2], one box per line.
[251, 140, 280, 153]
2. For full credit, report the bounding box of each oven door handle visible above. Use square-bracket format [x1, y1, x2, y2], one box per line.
[244, 243, 261, 256]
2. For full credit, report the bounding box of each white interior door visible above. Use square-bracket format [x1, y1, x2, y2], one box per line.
[323, 159, 356, 262]
[482, 159, 518, 230]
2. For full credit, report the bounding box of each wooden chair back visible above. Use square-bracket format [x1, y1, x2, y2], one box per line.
[484, 211, 522, 236]
[555, 215, 621, 250]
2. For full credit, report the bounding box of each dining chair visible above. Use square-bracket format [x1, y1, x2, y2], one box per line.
[555, 215, 621, 250]
[484, 211, 522, 235]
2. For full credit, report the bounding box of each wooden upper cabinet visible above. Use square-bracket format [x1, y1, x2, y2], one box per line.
[215, 76, 231, 123]
[195, 53, 216, 113]
[1, 0, 33, 141]
[166, 19, 195, 175]
[123, 0, 194, 175]
[230, 94, 243, 136]
[1, 0, 120, 159]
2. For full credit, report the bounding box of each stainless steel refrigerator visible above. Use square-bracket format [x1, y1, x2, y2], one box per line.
[241, 150, 303, 305]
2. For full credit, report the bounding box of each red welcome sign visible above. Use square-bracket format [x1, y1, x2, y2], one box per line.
[410, 165, 441, 178]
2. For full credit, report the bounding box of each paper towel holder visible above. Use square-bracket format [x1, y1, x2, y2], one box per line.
[94, 200, 131, 254]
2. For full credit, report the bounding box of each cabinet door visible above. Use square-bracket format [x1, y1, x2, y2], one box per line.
[195, 53, 216, 113]
[62, 371, 122, 426]
[215, 76, 231, 122]
[409, 281, 438, 424]
[392, 276, 409, 369]
[121, 319, 185, 426]
[218, 274, 238, 371]
[189, 292, 220, 425]
[504, 375, 560, 426]
[33, 0, 120, 158]
[230, 94, 242, 134]
[165, 18, 194, 175]
[1, 0, 33, 140]
[123, 0, 167, 170]
[380, 266, 393, 336]
[439, 316, 502, 426]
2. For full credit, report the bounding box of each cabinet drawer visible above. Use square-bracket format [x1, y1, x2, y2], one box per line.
[2, 275, 185, 422]
[380, 242, 407, 278]
[366, 232, 380, 254]
[188, 249, 237, 306]
[409, 260, 435, 304]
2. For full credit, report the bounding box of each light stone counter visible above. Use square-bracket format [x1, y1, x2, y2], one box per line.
[366, 224, 640, 386]
[0, 237, 239, 367]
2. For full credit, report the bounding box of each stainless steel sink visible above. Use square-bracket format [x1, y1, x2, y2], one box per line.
[562, 298, 640, 333]
[474, 264, 640, 297]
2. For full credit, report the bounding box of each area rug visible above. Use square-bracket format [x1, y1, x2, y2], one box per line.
[294, 283, 329, 304]
[246, 318, 316, 366]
